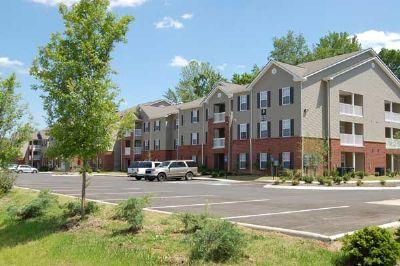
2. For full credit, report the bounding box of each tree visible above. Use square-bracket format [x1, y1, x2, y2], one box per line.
[0, 74, 33, 168]
[379, 48, 400, 79]
[30, 0, 133, 219]
[269, 30, 311, 65]
[164, 61, 225, 104]
[231, 65, 260, 85]
[313, 32, 361, 60]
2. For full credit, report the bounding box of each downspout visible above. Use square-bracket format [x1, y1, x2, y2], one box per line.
[201, 104, 205, 165]
[177, 110, 180, 160]
[300, 81, 304, 176]
[228, 98, 232, 172]
[250, 89, 253, 174]
[327, 80, 331, 172]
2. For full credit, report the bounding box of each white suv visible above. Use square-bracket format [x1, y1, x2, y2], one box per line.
[145, 160, 198, 181]
[127, 161, 161, 180]
[15, 165, 38, 173]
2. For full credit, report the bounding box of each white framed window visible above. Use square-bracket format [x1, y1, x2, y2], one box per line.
[282, 152, 291, 169]
[175, 119, 179, 129]
[282, 119, 291, 137]
[240, 124, 248, 140]
[144, 122, 150, 132]
[260, 153, 268, 170]
[260, 121, 268, 138]
[282, 87, 291, 105]
[144, 140, 149, 151]
[191, 155, 197, 162]
[239, 153, 247, 169]
[192, 109, 199, 123]
[154, 139, 160, 150]
[260, 91, 268, 108]
[191, 132, 199, 145]
[240, 95, 248, 111]
[154, 120, 161, 131]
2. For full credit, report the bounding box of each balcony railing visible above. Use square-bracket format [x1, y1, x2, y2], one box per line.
[134, 147, 142, 154]
[213, 138, 225, 148]
[134, 129, 142, 137]
[385, 111, 400, 123]
[340, 133, 364, 147]
[339, 103, 363, 117]
[32, 145, 42, 149]
[386, 138, 400, 149]
[33, 155, 41, 160]
[214, 112, 225, 123]
[124, 131, 132, 138]
[124, 147, 131, 156]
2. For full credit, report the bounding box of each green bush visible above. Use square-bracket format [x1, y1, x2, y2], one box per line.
[17, 190, 58, 221]
[317, 176, 325, 185]
[294, 169, 302, 179]
[211, 170, 219, 178]
[178, 212, 208, 234]
[330, 169, 339, 177]
[357, 180, 363, 186]
[333, 176, 343, 185]
[322, 169, 330, 177]
[342, 226, 400, 266]
[198, 165, 211, 175]
[0, 171, 16, 195]
[356, 171, 365, 179]
[115, 195, 151, 232]
[342, 173, 351, 182]
[302, 176, 313, 184]
[190, 218, 246, 263]
[63, 200, 99, 217]
[282, 169, 294, 179]
[291, 179, 300, 186]
[380, 180, 386, 186]
[325, 179, 333, 186]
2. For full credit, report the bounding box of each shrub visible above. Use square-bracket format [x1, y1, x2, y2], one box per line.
[218, 171, 226, 177]
[342, 173, 351, 182]
[356, 171, 365, 179]
[330, 168, 339, 177]
[17, 190, 58, 221]
[357, 180, 363, 186]
[380, 180, 386, 186]
[350, 170, 356, 178]
[282, 169, 294, 179]
[291, 179, 300, 186]
[38, 166, 50, 172]
[63, 200, 99, 218]
[294, 169, 302, 179]
[342, 226, 400, 266]
[190, 218, 245, 263]
[198, 165, 211, 175]
[115, 195, 151, 232]
[317, 176, 325, 185]
[325, 179, 333, 186]
[333, 176, 343, 185]
[0, 171, 16, 195]
[322, 169, 330, 177]
[389, 171, 396, 178]
[211, 170, 219, 178]
[178, 212, 208, 234]
[302, 176, 313, 184]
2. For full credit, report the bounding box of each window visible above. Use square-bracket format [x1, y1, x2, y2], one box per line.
[154, 120, 161, 131]
[282, 87, 291, 105]
[180, 135, 184, 146]
[174, 138, 178, 149]
[186, 161, 197, 167]
[191, 109, 199, 123]
[282, 119, 291, 137]
[260, 91, 268, 108]
[154, 139, 160, 150]
[282, 152, 291, 169]
[175, 119, 179, 129]
[181, 115, 184, 126]
[143, 140, 149, 151]
[143, 122, 150, 132]
[240, 95, 248, 111]
[239, 124, 248, 140]
[191, 155, 197, 162]
[191, 132, 199, 145]
[260, 121, 268, 138]
[239, 153, 247, 169]
[125, 140, 131, 148]
[260, 153, 268, 170]
[170, 161, 186, 168]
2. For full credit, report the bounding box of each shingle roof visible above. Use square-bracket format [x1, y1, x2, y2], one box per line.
[176, 97, 205, 110]
[274, 61, 307, 78]
[217, 81, 248, 95]
[140, 104, 178, 119]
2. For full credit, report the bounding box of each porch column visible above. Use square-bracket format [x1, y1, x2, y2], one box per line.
[352, 122, 356, 145]
[391, 154, 395, 172]
[352, 152, 356, 170]
[351, 93, 355, 114]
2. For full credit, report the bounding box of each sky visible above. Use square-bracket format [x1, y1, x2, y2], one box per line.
[0, 0, 400, 130]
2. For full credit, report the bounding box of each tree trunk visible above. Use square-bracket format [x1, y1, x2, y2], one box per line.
[80, 159, 88, 220]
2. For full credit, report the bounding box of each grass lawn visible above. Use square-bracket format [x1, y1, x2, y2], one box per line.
[0, 188, 343, 265]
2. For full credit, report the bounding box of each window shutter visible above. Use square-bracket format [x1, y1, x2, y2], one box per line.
[279, 153, 282, 165]
[246, 153, 249, 169]
[279, 89, 282, 106]
[257, 153, 260, 169]
[257, 93, 260, 109]
[197, 110, 200, 122]
[290, 87, 294, 104]
[290, 152, 294, 169]
[181, 115, 184, 126]
[268, 121, 271, 137]
[247, 94, 250, 110]
[237, 96, 240, 111]
[237, 125, 240, 140]
[197, 133, 200, 144]
[153, 140, 155, 149]
[205, 109, 208, 120]
[267, 91, 271, 107]
[291, 119, 294, 136]
[205, 132, 208, 143]
[191, 111, 193, 123]
[279, 120, 282, 137]
[246, 123, 250, 139]
[257, 123, 260, 138]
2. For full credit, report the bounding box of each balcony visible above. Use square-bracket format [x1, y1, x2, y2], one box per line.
[214, 112, 225, 123]
[124, 147, 131, 156]
[33, 155, 41, 160]
[340, 134, 363, 147]
[385, 112, 400, 123]
[32, 145, 42, 150]
[213, 138, 225, 148]
[386, 138, 400, 149]
[339, 103, 363, 117]
[124, 131, 132, 138]
[134, 147, 142, 154]
[134, 129, 142, 137]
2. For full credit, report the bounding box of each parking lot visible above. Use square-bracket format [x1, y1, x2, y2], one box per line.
[16, 173, 400, 240]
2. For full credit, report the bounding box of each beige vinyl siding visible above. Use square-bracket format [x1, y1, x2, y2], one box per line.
[178, 107, 204, 145]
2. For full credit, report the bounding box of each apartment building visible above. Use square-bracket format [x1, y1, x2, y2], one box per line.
[119, 48, 400, 174]
[21, 129, 52, 169]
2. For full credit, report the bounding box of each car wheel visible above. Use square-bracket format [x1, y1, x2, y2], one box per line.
[157, 173, 167, 182]
[185, 172, 193, 181]
[18, 170, 23, 174]
[147, 176, 155, 182]
[135, 177, 142, 181]
[33, 170, 38, 173]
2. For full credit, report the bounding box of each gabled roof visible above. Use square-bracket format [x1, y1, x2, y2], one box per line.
[139, 104, 178, 120]
[176, 97, 205, 110]
[202, 81, 247, 103]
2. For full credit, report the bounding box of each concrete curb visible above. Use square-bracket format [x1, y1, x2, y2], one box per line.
[264, 184, 400, 190]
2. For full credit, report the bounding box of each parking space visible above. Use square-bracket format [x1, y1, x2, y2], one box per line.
[16, 173, 400, 240]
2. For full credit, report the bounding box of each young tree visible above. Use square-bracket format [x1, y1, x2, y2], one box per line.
[164, 61, 225, 103]
[313, 32, 361, 60]
[30, 0, 133, 219]
[379, 48, 400, 79]
[269, 30, 311, 65]
[0, 74, 33, 168]
[231, 65, 260, 85]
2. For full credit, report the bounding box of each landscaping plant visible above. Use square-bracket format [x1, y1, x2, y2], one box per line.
[357, 180, 363, 186]
[63, 200, 99, 218]
[291, 179, 300, 186]
[0, 171, 16, 195]
[11, 190, 58, 221]
[302, 175, 313, 184]
[178, 212, 208, 234]
[342, 226, 400, 266]
[115, 195, 151, 232]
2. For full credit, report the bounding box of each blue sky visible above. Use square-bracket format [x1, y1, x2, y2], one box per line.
[1, 0, 400, 129]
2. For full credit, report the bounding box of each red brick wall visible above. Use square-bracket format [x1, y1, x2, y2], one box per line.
[98, 151, 114, 171]
[141, 150, 175, 162]
[177, 145, 202, 162]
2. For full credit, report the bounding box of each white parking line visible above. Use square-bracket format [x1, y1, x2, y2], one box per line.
[52, 188, 141, 192]
[101, 195, 216, 201]
[150, 199, 270, 209]
[67, 191, 172, 196]
[223, 205, 350, 220]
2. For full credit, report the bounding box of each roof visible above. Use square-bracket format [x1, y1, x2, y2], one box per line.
[139, 104, 178, 120]
[274, 61, 307, 78]
[176, 97, 205, 110]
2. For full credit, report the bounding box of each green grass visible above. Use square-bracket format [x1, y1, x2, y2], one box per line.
[0, 188, 342, 265]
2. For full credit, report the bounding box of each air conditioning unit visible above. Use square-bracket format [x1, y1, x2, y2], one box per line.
[261, 109, 267, 115]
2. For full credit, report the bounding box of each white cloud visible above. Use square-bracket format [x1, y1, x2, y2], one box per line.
[170, 56, 189, 67]
[356, 30, 400, 52]
[31, 0, 147, 8]
[181, 13, 193, 20]
[155, 17, 183, 29]
[217, 63, 227, 71]
[0, 57, 28, 74]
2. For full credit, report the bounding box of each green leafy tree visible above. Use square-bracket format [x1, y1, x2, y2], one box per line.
[164, 61, 225, 104]
[231, 65, 260, 85]
[313, 32, 361, 60]
[30, 0, 133, 219]
[379, 48, 400, 79]
[0, 74, 33, 168]
[269, 30, 311, 65]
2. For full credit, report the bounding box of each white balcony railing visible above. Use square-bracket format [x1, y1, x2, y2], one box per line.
[339, 103, 363, 117]
[134, 147, 142, 154]
[386, 138, 400, 149]
[213, 138, 225, 148]
[134, 129, 142, 137]
[124, 131, 131, 138]
[32, 145, 42, 150]
[340, 133, 364, 147]
[214, 112, 225, 123]
[385, 111, 400, 123]
[33, 155, 41, 160]
[124, 147, 131, 156]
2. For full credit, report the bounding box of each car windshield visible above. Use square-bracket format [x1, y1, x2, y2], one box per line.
[138, 162, 152, 168]
[158, 161, 171, 167]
